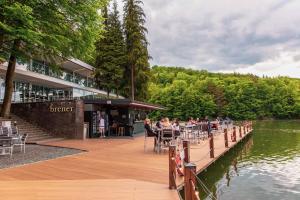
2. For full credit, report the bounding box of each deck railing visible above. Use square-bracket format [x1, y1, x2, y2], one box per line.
[168, 121, 253, 200]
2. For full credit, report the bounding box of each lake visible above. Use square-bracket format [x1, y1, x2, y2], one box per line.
[189, 120, 300, 200]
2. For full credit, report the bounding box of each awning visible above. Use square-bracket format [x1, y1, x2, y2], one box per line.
[83, 99, 166, 111]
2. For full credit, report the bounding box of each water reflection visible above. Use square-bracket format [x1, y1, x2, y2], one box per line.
[194, 121, 300, 200]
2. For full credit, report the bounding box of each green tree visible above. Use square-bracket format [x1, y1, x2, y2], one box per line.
[95, 1, 126, 97]
[0, 0, 107, 117]
[123, 0, 150, 100]
[148, 66, 300, 120]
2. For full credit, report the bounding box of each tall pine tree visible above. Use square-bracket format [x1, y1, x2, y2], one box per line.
[95, 1, 126, 97]
[123, 0, 150, 100]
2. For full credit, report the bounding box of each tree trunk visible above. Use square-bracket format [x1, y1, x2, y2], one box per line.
[0, 11, 4, 63]
[131, 65, 135, 101]
[116, 88, 119, 98]
[1, 39, 20, 118]
[107, 89, 110, 98]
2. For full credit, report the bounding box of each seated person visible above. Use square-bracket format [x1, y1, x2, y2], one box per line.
[172, 118, 180, 137]
[162, 117, 172, 128]
[155, 117, 162, 129]
[144, 118, 157, 137]
[187, 117, 196, 125]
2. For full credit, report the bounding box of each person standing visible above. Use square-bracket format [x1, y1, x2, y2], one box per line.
[99, 114, 105, 138]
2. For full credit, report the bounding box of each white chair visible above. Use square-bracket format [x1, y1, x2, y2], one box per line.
[14, 134, 28, 153]
[0, 137, 14, 157]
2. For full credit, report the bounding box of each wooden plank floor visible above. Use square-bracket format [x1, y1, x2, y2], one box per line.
[0, 127, 252, 200]
[0, 179, 179, 200]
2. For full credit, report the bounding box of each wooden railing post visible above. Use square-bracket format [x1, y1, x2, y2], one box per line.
[169, 145, 177, 189]
[184, 163, 197, 200]
[239, 126, 242, 138]
[232, 126, 237, 142]
[224, 128, 228, 148]
[209, 135, 214, 158]
[183, 140, 190, 163]
[243, 126, 246, 135]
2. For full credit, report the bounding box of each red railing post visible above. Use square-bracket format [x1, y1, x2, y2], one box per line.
[183, 140, 190, 163]
[209, 135, 214, 158]
[232, 126, 237, 142]
[169, 145, 177, 189]
[184, 163, 197, 200]
[224, 128, 228, 148]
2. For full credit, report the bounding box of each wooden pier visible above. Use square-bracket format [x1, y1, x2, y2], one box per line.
[0, 124, 253, 200]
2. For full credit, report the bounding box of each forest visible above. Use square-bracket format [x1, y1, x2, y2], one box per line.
[148, 66, 300, 120]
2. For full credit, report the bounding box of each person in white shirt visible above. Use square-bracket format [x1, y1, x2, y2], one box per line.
[99, 115, 105, 138]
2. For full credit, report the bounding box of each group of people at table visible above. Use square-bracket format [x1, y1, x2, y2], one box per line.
[144, 117, 230, 176]
[144, 116, 224, 138]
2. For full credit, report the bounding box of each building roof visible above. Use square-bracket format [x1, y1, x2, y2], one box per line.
[83, 99, 166, 111]
[60, 58, 94, 77]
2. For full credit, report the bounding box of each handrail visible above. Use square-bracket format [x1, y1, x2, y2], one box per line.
[168, 121, 253, 200]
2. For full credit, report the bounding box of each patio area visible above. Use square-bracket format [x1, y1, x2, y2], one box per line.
[0, 144, 83, 169]
[0, 125, 252, 200]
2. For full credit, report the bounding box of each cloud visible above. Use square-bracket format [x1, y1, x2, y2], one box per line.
[220, 51, 300, 78]
[117, 0, 300, 78]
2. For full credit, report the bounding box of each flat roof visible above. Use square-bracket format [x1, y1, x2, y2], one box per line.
[60, 58, 94, 77]
[83, 99, 166, 111]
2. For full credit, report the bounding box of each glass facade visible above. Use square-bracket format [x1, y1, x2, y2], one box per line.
[0, 79, 104, 103]
[26, 59, 95, 88]
[0, 59, 108, 102]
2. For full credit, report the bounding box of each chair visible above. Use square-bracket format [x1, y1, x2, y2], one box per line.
[160, 129, 174, 149]
[201, 123, 209, 139]
[0, 127, 3, 136]
[117, 127, 125, 136]
[144, 129, 158, 152]
[14, 134, 28, 153]
[2, 126, 10, 136]
[0, 137, 14, 157]
[11, 125, 19, 136]
[109, 123, 118, 136]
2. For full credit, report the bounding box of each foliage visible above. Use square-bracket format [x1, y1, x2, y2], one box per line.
[0, 0, 108, 117]
[148, 66, 300, 120]
[123, 0, 150, 100]
[94, 1, 126, 97]
[0, 0, 107, 62]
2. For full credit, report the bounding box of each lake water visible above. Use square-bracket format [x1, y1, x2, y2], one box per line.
[191, 121, 300, 200]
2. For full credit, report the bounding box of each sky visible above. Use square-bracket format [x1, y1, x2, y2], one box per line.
[117, 0, 300, 78]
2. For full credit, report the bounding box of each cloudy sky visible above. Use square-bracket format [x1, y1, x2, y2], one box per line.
[117, 0, 300, 78]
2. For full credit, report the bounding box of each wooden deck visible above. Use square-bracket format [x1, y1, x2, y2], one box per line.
[0, 128, 252, 200]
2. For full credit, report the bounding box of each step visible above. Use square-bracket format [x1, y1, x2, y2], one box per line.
[10, 114, 62, 143]
[26, 134, 50, 138]
[36, 138, 66, 144]
[27, 136, 54, 142]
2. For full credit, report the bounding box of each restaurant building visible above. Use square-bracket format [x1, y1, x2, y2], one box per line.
[0, 58, 163, 139]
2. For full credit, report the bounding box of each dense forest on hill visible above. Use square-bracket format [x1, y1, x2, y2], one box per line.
[148, 66, 300, 120]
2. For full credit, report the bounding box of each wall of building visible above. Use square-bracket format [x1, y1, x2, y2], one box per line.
[11, 100, 84, 139]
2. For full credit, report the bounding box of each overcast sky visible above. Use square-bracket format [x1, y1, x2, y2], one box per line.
[117, 0, 300, 78]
